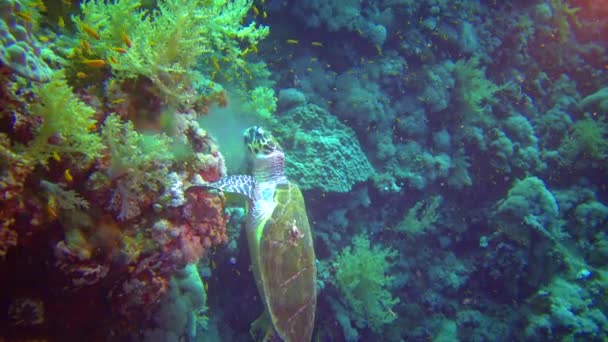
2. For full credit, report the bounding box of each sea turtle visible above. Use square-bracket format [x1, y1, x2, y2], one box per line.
[206, 126, 317, 341]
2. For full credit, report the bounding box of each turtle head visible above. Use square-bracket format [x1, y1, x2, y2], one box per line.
[244, 126, 282, 157]
[243, 126, 286, 182]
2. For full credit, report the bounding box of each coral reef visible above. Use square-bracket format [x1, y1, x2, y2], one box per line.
[2, 0, 608, 340]
[0, 0, 265, 339]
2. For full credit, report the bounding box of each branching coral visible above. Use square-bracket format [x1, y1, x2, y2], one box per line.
[24, 70, 103, 165]
[333, 235, 399, 333]
[559, 115, 608, 163]
[99, 114, 174, 220]
[397, 195, 442, 235]
[73, 0, 269, 105]
[453, 56, 503, 123]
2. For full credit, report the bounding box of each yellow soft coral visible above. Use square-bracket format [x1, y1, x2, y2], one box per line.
[24, 70, 103, 165]
[72, 0, 269, 106]
[333, 235, 399, 332]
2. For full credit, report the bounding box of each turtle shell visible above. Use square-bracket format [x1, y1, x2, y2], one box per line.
[254, 182, 317, 342]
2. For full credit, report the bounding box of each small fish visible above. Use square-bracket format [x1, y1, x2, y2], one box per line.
[16, 11, 32, 22]
[47, 196, 58, 218]
[108, 56, 118, 64]
[76, 71, 87, 79]
[121, 32, 132, 48]
[112, 47, 128, 54]
[38, 35, 50, 43]
[286, 39, 299, 44]
[252, 5, 259, 16]
[81, 23, 100, 40]
[67, 47, 81, 59]
[64, 169, 73, 182]
[263, 11, 267, 19]
[111, 98, 126, 105]
[310, 57, 318, 62]
[311, 41, 323, 47]
[82, 59, 106, 68]
[80, 40, 91, 54]
[212, 57, 220, 71]
[211, 260, 216, 270]
[52, 151, 61, 162]
[58, 17, 65, 28]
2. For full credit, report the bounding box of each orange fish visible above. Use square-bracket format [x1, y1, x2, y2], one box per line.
[121, 32, 132, 48]
[81, 23, 100, 40]
[112, 47, 128, 54]
[80, 40, 91, 54]
[15, 11, 32, 22]
[82, 59, 106, 67]
[47, 196, 58, 218]
[76, 71, 87, 79]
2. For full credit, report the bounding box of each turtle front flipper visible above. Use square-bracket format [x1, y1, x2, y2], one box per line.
[206, 175, 257, 200]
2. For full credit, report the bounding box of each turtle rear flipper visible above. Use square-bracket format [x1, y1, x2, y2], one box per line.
[250, 310, 278, 342]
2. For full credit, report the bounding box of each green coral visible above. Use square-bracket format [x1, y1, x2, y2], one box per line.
[25, 70, 103, 165]
[40, 180, 90, 210]
[453, 56, 502, 123]
[560, 116, 608, 162]
[333, 235, 399, 333]
[397, 195, 442, 235]
[73, 0, 269, 105]
[99, 114, 174, 220]
[250, 86, 277, 118]
[580, 87, 608, 112]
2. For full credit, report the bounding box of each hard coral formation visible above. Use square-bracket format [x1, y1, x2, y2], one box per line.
[0, 0, 53, 82]
[273, 102, 374, 192]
